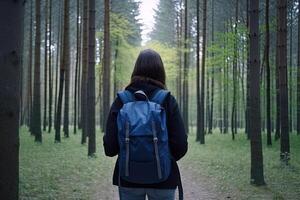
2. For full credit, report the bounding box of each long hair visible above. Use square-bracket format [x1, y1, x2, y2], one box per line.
[130, 49, 166, 88]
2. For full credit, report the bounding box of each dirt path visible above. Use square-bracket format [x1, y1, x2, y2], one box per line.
[175, 162, 223, 200]
[93, 162, 223, 200]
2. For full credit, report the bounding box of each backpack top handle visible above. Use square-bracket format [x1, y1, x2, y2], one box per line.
[134, 90, 149, 101]
[117, 90, 148, 104]
[118, 89, 170, 104]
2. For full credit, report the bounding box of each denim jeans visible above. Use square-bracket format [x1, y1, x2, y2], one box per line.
[119, 187, 176, 200]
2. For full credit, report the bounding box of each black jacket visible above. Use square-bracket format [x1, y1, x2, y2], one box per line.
[103, 80, 188, 189]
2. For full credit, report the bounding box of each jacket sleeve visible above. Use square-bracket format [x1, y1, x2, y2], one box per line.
[103, 97, 122, 157]
[166, 95, 188, 161]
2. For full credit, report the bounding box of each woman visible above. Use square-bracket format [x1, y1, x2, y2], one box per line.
[103, 49, 188, 200]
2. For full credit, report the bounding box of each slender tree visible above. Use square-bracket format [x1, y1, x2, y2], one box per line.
[199, 0, 207, 144]
[176, 0, 183, 113]
[209, 0, 215, 134]
[43, 0, 49, 131]
[74, 0, 81, 134]
[288, 1, 294, 132]
[265, 0, 272, 145]
[206, 62, 210, 133]
[297, 0, 300, 135]
[113, 38, 119, 96]
[231, 0, 239, 139]
[103, 0, 111, 131]
[27, 0, 33, 130]
[77, 18, 82, 130]
[87, 0, 96, 156]
[178, 0, 183, 112]
[81, 0, 88, 143]
[55, 0, 70, 142]
[249, 0, 265, 185]
[0, 1, 23, 198]
[196, 0, 201, 141]
[182, 0, 189, 134]
[54, 0, 62, 127]
[63, 15, 70, 139]
[245, 0, 250, 139]
[277, 0, 290, 161]
[223, 22, 229, 134]
[32, 0, 42, 142]
[48, 0, 53, 133]
[275, 31, 281, 141]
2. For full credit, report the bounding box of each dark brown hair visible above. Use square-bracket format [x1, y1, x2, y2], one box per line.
[130, 49, 166, 87]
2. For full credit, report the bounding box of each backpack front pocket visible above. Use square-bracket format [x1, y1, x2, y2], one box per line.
[127, 160, 160, 184]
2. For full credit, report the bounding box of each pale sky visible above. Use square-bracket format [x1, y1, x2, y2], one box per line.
[138, 0, 159, 45]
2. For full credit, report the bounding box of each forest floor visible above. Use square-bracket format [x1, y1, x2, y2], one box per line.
[19, 127, 300, 200]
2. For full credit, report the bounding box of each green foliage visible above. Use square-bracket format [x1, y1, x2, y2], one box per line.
[114, 39, 140, 89]
[111, 0, 141, 45]
[110, 13, 134, 42]
[143, 41, 178, 90]
[150, 0, 177, 46]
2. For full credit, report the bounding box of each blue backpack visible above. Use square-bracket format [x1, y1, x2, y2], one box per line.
[117, 89, 171, 184]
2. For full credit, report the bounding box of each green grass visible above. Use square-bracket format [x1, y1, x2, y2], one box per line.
[19, 127, 116, 200]
[20, 126, 300, 199]
[181, 128, 300, 200]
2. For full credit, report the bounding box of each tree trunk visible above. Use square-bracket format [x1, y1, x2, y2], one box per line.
[249, 0, 265, 185]
[209, 0, 215, 134]
[48, 0, 53, 133]
[103, 0, 111, 131]
[196, 0, 200, 141]
[206, 68, 210, 133]
[182, 0, 189, 134]
[178, 0, 183, 113]
[43, 0, 49, 131]
[27, 0, 33, 131]
[245, 0, 250, 138]
[231, 0, 239, 139]
[223, 22, 229, 134]
[113, 38, 119, 96]
[265, 0, 272, 145]
[63, 51, 70, 138]
[277, 0, 290, 161]
[275, 43, 281, 140]
[241, 37, 246, 130]
[55, 0, 70, 142]
[63, 0, 70, 138]
[99, 60, 103, 130]
[87, 0, 96, 156]
[199, 0, 207, 144]
[81, 0, 88, 143]
[176, 3, 182, 112]
[54, 0, 62, 131]
[74, 0, 80, 134]
[32, 0, 42, 142]
[288, 2, 293, 133]
[297, 0, 300, 135]
[0, 1, 23, 198]
[275, 2, 281, 140]
[77, 19, 82, 130]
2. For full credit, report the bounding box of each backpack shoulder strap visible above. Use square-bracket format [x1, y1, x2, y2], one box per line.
[151, 89, 170, 105]
[117, 90, 134, 104]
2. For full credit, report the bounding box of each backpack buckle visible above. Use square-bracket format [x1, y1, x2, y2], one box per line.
[125, 138, 130, 143]
[153, 137, 158, 142]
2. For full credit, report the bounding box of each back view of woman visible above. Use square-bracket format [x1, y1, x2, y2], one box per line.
[103, 49, 188, 200]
